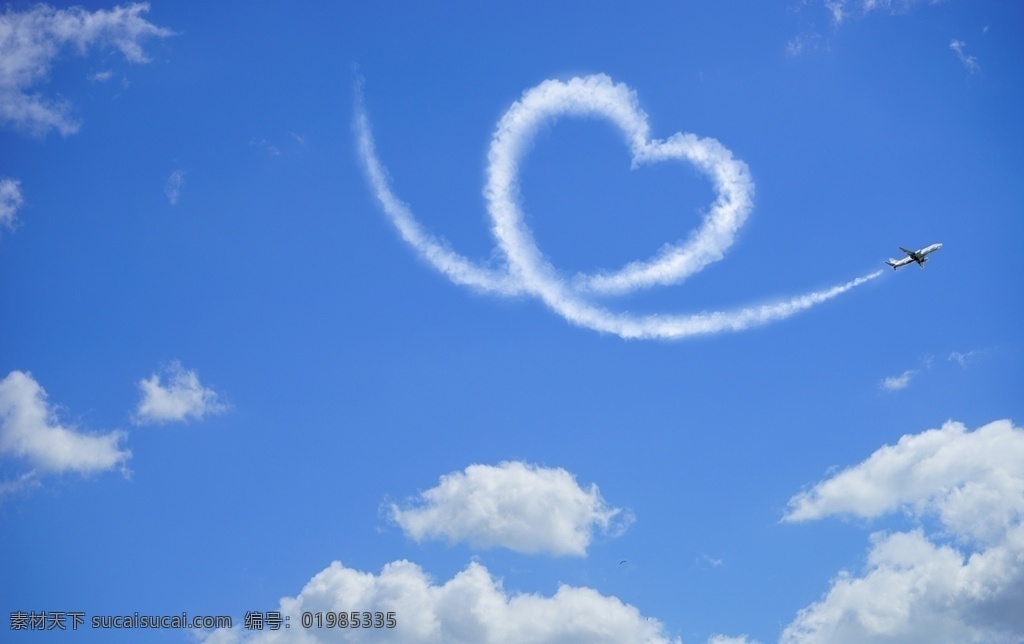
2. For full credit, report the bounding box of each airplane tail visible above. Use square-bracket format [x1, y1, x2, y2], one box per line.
[885, 259, 898, 270]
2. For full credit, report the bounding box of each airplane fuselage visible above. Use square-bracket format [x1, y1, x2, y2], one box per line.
[886, 243, 942, 270]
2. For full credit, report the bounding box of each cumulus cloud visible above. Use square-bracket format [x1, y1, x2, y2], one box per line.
[785, 419, 1024, 538]
[781, 419, 1024, 642]
[356, 74, 880, 340]
[165, 168, 186, 205]
[879, 368, 916, 391]
[0, 2, 172, 135]
[0, 177, 23, 230]
[389, 462, 630, 556]
[134, 361, 227, 424]
[201, 559, 678, 644]
[0, 370, 130, 474]
[708, 636, 760, 644]
[950, 39, 980, 73]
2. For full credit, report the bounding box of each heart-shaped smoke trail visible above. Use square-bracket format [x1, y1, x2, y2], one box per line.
[355, 74, 881, 340]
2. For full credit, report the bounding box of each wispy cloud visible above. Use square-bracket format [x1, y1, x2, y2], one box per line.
[355, 74, 881, 339]
[790, 0, 941, 53]
[0, 177, 23, 231]
[0, 370, 130, 475]
[0, 2, 172, 136]
[822, 0, 937, 25]
[948, 348, 987, 367]
[389, 461, 631, 556]
[949, 39, 980, 73]
[200, 559, 678, 644]
[697, 552, 725, 568]
[133, 361, 227, 425]
[249, 138, 281, 156]
[823, 0, 846, 24]
[880, 350, 980, 391]
[786, 32, 824, 57]
[0, 471, 41, 498]
[708, 636, 761, 644]
[880, 368, 917, 391]
[88, 70, 114, 83]
[782, 419, 1024, 642]
[164, 168, 186, 205]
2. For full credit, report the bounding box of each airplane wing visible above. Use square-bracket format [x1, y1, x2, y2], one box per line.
[899, 247, 918, 258]
[886, 256, 914, 269]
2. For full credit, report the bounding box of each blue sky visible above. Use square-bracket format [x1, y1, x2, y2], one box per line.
[1, 1, 1022, 642]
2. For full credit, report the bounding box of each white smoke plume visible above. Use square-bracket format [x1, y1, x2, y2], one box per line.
[355, 74, 880, 340]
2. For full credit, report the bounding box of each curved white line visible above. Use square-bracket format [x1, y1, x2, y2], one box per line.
[355, 74, 881, 339]
[354, 104, 524, 296]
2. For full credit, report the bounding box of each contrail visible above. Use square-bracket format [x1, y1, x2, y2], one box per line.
[354, 74, 881, 340]
[354, 80, 522, 296]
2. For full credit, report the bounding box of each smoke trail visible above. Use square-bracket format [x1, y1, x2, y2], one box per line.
[355, 74, 880, 339]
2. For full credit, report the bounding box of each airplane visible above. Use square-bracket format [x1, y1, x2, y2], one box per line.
[885, 243, 942, 270]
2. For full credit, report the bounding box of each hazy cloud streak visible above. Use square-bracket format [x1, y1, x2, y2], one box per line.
[356, 74, 881, 340]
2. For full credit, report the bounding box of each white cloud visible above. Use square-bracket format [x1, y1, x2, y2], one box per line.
[389, 462, 630, 556]
[784, 420, 1024, 539]
[201, 559, 678, 644]
[134, 361, 227, 424]
[0, 370, 130, 474]
[355, 74, 880, 340]
[879, 368, 916, 391]
[782, 526, 1024, 643]
[950, 39, 980, 73]
[781, 419, 1024, 642]
[0, 176, 23, 230]
[0, 2, 172, 136]
[165, 168, 186, 205]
